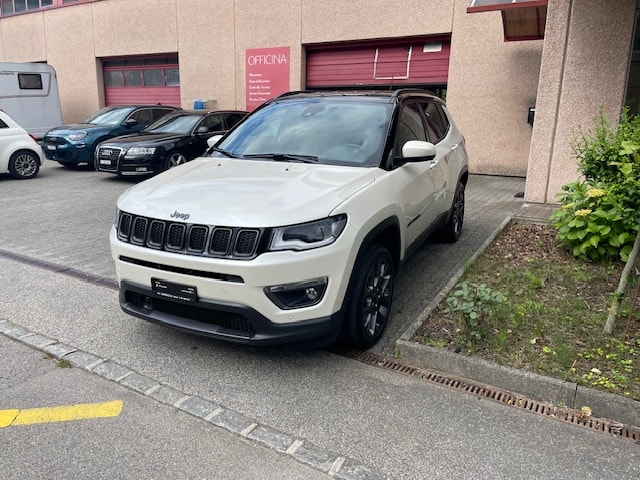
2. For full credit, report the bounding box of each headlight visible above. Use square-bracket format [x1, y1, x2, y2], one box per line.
[68, 131, 87, 141]
[125, 147, 156, 157]
[269, 214, 347, 252]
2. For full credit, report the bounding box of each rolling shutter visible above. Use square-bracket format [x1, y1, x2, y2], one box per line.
[306, 36, 450, 88]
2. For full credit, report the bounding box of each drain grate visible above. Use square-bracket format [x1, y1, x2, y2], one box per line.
[344, 349, 640, 444]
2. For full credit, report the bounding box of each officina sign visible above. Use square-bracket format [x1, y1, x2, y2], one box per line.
[245, 46, 290, 111]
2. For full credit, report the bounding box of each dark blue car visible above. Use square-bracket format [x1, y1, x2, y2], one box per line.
[41, 105, 179, 168]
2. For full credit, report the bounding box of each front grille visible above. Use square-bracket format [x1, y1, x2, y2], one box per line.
[43, 136, 68, 147]
[117, 211, 266, 260]
[96, 146, 122, 171]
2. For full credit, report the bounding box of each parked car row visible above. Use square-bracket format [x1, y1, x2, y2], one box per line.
[2, 104, 247, 181]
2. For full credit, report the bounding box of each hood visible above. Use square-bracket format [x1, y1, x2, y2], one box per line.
[117, 158, 376, 227]
[46, 123, 112, 135]
[101, 132, 189, 147]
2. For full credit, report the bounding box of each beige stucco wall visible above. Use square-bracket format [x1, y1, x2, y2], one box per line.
[525, 0, 636, 203]
[447, 1, 543, 177]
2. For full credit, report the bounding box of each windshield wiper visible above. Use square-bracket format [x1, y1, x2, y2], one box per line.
[243, 153, 318, 163]
[212, 147, 241, 158]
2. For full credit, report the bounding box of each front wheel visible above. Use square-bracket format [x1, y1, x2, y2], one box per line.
[341, 244, 394, 350]
[9, 150, 40, 179]
[164, 151, 187, 171]
[441, 180, 465, 243]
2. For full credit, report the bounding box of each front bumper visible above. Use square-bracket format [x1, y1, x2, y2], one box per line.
[42, 139, 91, 164]
[111, 224, 359, 345]
[120, 280, 343, 345]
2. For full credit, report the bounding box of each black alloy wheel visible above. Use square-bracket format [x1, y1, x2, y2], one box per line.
[342, 244, 394, 349]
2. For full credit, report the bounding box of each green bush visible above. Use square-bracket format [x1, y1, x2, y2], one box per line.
[550, 108, 640, 262]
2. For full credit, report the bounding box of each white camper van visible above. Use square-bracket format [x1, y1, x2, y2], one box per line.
[0, 62, 63, 140]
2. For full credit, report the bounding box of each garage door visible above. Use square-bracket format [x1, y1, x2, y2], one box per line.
[306, 36, 450, 88]
[103, 54, 181, 107]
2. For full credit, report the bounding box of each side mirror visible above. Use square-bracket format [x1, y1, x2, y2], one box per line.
[196, 126, 209, 134]
[207, 134, 223, 148]
[123, 118, 138, 127]
[396, 140, 437, 165]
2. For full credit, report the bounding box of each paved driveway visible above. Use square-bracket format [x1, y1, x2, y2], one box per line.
[2, 162, 638, 479]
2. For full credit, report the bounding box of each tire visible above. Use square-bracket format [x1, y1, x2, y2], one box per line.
[441, 180, 465, 243]
[164, 151, 187, 171]
[9, 150, 40, 179]
[341, 244, 394, 349]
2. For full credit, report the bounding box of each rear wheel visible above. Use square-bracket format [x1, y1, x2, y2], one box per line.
[441, 180, 465, 243]
[341, 244, 394, 349]
[9, 150, 39, 179]
[164, 151, 187, 171]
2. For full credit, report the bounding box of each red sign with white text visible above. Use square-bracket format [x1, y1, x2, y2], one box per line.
[245, 47, 290, 111]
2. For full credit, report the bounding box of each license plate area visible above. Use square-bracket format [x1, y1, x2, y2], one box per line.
[151, 278, 198, 302]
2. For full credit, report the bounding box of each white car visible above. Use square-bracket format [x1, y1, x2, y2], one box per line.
[110, 89, 469, 349]
[0, 110, 43, 179]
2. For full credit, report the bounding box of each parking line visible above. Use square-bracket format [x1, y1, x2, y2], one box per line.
[0, 400, 123, 428]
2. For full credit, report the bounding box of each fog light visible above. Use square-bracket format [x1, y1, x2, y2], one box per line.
[265, 277, 328, 310]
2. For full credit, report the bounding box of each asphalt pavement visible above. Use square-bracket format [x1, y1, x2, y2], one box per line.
[1, 162, 639, 479]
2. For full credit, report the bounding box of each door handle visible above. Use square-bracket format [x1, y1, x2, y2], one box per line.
[429, 160, 439, 169]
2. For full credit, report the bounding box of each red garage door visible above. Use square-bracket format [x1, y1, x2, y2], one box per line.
[306, 36, 450, 88]
[103, 54, 181, 107]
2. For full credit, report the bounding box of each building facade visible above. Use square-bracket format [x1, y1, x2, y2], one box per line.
[0, 0, 637, 203]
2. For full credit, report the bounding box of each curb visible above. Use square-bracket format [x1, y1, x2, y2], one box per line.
[395, 216, 640, 428]
[0, 319, 392, 480]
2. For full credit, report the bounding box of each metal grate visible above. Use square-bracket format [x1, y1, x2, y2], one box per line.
[344, 350, 640, 443]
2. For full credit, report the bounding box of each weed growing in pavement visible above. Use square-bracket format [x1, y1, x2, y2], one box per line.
[56, 359, 71, 368]
[413, 222, 640, 400]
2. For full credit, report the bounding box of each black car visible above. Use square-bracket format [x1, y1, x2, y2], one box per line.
[95, 110, 248, 176]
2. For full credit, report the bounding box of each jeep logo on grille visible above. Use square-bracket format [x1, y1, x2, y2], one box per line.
[170, 210, 190, 221]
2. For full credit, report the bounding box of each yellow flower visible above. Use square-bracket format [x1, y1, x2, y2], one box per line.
[575, 209, 592, 217]
[586, 188, 605, 198]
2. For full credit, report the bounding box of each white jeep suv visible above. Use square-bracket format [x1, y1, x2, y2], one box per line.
[110, 89, 468, 349]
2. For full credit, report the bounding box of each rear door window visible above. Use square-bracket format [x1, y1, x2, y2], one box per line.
[421, 102, 449, 143]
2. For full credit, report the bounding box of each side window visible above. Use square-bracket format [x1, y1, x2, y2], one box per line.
[422, 102, 449, 143]
[204, 114, 224, 131]
[226, 113, 245, 128]
[395, 103, 426, 156]
[0, 118, 8, 129]
[152, 108, 174, 121]
[128, 108, 154, 125]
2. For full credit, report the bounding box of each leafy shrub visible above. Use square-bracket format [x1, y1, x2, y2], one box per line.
[550, 108, 640, 261]
[444, 281, 505, 340]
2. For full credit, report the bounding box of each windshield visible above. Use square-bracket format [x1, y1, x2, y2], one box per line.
[83, 107, 135, 126]
[144, 114, 202, 134]
[209, 98, 392, 167]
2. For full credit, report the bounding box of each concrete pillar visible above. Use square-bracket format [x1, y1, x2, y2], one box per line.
[525, 0, 636, 204]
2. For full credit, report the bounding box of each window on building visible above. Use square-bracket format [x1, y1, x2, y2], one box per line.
[1, 0, 89, 16]
[104, 55, 180, 88]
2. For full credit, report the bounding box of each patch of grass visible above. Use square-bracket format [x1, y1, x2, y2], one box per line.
[413, 223, 640, 401]
[56, 358, 72, 368]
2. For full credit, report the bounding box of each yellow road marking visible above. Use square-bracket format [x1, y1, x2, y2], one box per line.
[0, 400, 123, 428]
